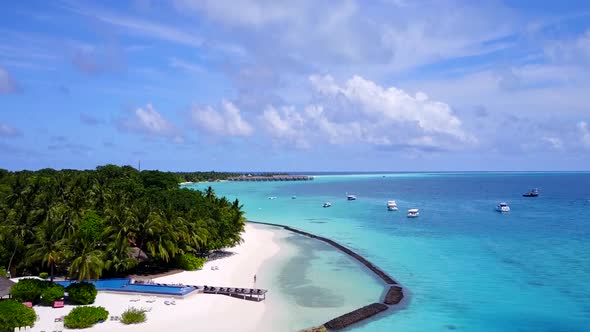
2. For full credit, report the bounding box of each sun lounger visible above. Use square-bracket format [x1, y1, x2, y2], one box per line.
[53, 301, 64, 308]
[23, 302, 33, 308]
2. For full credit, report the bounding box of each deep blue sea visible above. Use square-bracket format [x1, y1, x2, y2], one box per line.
[185, 173, 590, 331]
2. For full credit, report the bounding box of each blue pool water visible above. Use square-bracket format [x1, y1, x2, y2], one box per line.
[185, 172, 590, 331]
[56, 278, 196, 296]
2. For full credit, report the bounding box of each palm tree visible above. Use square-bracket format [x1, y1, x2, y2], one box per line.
[3, 203, 35, 276]
[104, 235, 137, 273]
[69, 240, 105, 281]
[27, 218, 69, 281]
[140, 211, 180, 262]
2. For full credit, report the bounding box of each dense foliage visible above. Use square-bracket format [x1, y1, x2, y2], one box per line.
[9, 278, 52, 303]
[175, 253, 206, 271]
[63, 306, 108, 329]
[0, 300, 36, 330]
[40, 284, 65, 305]
[66, 283, 97, 305]
[120, 307, 147, 325]
[0, 165, 246, 280]
[174, 171, 241, 183]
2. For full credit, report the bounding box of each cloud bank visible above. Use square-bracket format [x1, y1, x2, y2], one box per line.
[262, 75, 473, 151]
[191, 100, 253, 137]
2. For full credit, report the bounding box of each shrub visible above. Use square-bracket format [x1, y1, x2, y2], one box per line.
[10, 278, 53, 303]
[120, 307, 147, 325]
[66, 283, 98, 305]
[0, 300, 37, 331]
[41, 284, 65, 306]
[39, 272, 49, 279]
[175, 253, 206, 271]
[64, 306, 109, 329]
[0, 267, 8, 278]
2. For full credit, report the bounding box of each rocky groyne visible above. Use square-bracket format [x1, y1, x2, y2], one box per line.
[324, 303, 389, 330]
[249, 221, 406, 331]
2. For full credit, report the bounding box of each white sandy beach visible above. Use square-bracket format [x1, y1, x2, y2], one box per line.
[24, 224, 280, 332]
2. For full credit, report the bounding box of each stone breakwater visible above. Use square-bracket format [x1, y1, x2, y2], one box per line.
[248, 221, 406, 331]
[324, 303, 389, 330]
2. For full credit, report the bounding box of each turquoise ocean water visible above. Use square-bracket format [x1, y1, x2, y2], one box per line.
[185, 173, 590, 331]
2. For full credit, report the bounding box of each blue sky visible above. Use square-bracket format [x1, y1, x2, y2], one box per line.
[1, 0, 590, 171]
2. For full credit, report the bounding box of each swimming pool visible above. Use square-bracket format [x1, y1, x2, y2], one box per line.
[56, 278, 197, 296]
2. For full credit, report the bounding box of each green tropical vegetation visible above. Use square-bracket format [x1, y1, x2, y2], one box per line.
[120, 307, 147, 325]
[174, 171, 241, 183]
[174, 253, 206, 271]
[40, 284, 65, 305]
[0, 165, 246, 280]
[9, 278, 51, 303]
[66, 283, 98, 305]
[173, 171, 285, 183]
[63, 306, 109, 329]
[0, 300, 37, 331]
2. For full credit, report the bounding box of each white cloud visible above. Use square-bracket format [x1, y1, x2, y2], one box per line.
[119, 104, 179, 140]
[0, 66, 18, 94]
[578, 121, 590, 148]
[309, 75, 472, 142]
[174, 0, 297, 27]
[261, 105, 309, 148]
[169, 57, 204, 74]
[545, 30, 590, 64]
[0, 122, 21, 137]
[134, 104, 174, 135]
[68, 5, 203, 47]
[261, 74, 473, 151]
[191, 100, 253, 137]
[542, 136, 563, 150]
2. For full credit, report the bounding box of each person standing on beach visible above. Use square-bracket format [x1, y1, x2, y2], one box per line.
[254, 274, 257, 288]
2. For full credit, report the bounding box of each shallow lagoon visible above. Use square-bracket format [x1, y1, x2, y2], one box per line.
[186, 172, 590, 331]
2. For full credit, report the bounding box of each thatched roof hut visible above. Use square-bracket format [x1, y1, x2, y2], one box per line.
[128, 247, 149, 262]
[0, 277, 15, 298]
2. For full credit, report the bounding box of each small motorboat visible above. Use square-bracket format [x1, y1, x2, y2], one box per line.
[522, 188, 539, 197]
[268, 196, 277, 200]
[387, 200, 398, 211]
[291, 195, 297, 199]
[496, 202, 510, 213]
[323, 202, 332, 208]
[347, 194, 357, 201]
[407, 208, 419, 218]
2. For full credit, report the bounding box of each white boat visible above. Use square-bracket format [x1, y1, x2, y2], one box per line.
[291, 196, 297, 199]
[268, 196, 277, 200]
[323, 202, 332, 208]
[407, 208, 419, 218]
[496, 202, 510, 213]
[387, 200, 398, 211]
[347, 194, 357, 201]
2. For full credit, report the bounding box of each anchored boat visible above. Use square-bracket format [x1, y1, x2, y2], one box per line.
[496, 202, 510, 213]
[387, 200, 398, 211]
[407, 208, 420, 218]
